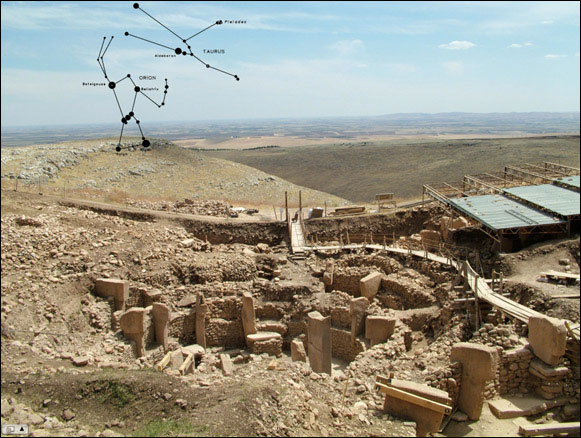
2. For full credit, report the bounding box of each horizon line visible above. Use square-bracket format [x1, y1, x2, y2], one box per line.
[2, 110, 581, 130]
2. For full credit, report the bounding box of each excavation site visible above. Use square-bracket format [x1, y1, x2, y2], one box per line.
[1, 160, 580, 437]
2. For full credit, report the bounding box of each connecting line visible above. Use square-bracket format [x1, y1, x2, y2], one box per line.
[125, 32, 175, 51]
[115, 76, 130, 84]
[134, 3, 183, 41]
[185, 22, 217, 41]
[128, 3, 239, 81]
[111, 89, 124, 117]
[97, 37, 169, 152]
[189, 50, 239, 80]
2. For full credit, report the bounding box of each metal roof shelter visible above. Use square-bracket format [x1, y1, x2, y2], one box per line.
[423, 161, 579, 248]
[554, 175, 580, 191]
[504, 184, 580, 217]
[447, 194, 565, 232]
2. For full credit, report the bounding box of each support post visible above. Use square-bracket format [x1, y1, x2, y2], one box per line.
[285, 191, 288, 222]
[299, 190, 302, 222]
[474, 277, 481, 329]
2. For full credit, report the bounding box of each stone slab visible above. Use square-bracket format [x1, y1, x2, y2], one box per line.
[488, 396, 570, 419]
[307, 311, 332, 375]
[95, 278, 129, 311]
[360, 272, 383, 300]
[365, 316, 396, 346]
[529, 358, 569, 379]
[291, 339, 307, 362]
[451, 342, 498, 421]
[528, 315, 567, 366]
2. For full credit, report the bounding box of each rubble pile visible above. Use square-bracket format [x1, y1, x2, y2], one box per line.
[127, 198, 231, 217]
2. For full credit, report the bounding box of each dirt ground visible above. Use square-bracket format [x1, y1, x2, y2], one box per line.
[1, 188, 579, 437]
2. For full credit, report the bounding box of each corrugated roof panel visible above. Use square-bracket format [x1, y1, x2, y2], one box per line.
[554, 175, 580, 189]
[505, 184, 580, 217]
[448, 194, 565, 231]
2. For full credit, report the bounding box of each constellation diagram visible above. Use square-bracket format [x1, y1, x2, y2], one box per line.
[125, 3, 240, 81]
[97, 36, 169, 152]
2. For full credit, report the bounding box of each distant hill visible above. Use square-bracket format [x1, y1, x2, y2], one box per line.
[2, 112, 579, 147]
[0, 138, 346, 207]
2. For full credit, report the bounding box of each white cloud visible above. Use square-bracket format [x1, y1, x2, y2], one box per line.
[330, 39, 364, 56]
[438, 41, 476, 50]
[544, 54, 567, 59]
[508, 42, 533, 48]
[442, 61, 464, 76]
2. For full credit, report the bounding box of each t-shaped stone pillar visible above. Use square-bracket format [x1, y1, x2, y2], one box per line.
[152, 302, 170, 353]
[323, 260, 334, 292]
[528, 315, 567, 366]
[196, 293, 207, 349]
[365, 316, 395, 346]
[95, 278, 129, 311]
[307, 311, 332, 375]
[359, 272, 382, 299]
[120, 307, 146, 357]
[450, 342, 498, 420]
[241, 292, 257, 339]
[350, 297, 369, 341]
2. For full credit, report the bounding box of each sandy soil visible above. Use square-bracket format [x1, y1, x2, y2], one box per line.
[174, 133, 579, 151]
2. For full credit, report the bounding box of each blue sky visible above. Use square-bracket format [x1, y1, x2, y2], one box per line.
[1, 1, 580, 127]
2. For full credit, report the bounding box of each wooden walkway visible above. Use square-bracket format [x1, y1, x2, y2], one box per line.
[290, 221, 306, 254]
[301, 242, 580, 339]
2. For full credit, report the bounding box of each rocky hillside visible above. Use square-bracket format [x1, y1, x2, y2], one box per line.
[1, 138, 347, 207]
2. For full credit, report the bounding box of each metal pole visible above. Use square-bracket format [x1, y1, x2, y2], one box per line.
[285, 192, 288, 222]
[299, 190, 302, 221]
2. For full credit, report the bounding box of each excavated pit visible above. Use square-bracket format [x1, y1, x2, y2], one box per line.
[3, 192, 579, 437]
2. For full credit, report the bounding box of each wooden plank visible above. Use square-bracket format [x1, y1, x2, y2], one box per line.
[518, 421, 580, 436]
[550, 294, 581, 299]
[541, 270, 580, 280]
[565, 321, 579, 342]
[179, 352, 194, 375]
[374, 382, 452, 415]
[156, 351, 172, 371]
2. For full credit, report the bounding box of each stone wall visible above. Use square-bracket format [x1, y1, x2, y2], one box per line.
[258, 281, 312, 301]
[168, 311, 195, 345]
[126, 286, 146, 309]
[206, 318, 244, 348]
[332, 268, 369, 295]
[256, 302, 285, 320]
[287, 319, 307, 340]
[330, 306, 351, 330]
[331, 328, 366, 362]
[207, 296, 242, 319]
[252, 338, 282, 356]
[425, 362, 462, 406]
[497, 346, 533, 396]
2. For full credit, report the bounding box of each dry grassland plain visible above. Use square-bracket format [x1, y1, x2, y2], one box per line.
[203, 135, 581, 203]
